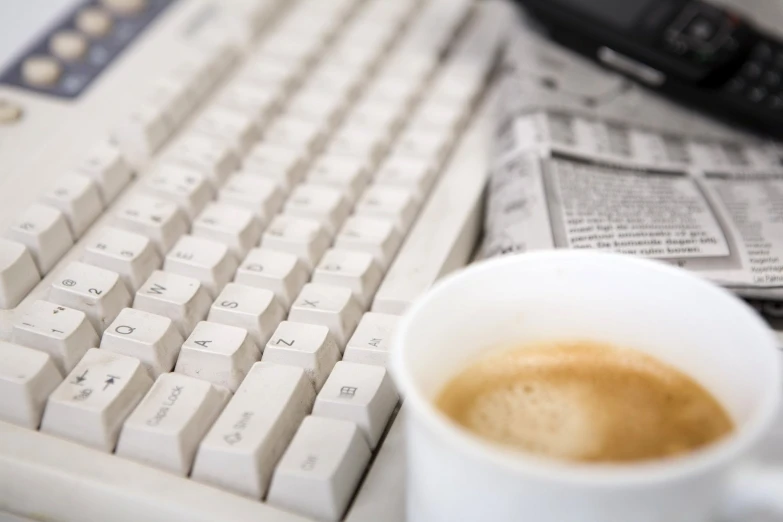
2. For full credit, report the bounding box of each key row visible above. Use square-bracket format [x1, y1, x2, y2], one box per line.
[0, 342, 398, 516]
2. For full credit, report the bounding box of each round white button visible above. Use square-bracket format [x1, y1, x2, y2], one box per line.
[50, 31, 88, 61]
[21, 56, 62, 87]
[76, 7, 113, 37]
[100, 0, 147, 15]
[0, 100, 23, 125]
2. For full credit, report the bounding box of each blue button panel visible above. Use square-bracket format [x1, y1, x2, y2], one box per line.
[1, 0, 178, 99]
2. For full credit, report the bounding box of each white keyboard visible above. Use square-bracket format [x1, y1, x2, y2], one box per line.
[0, 0, 510, 520]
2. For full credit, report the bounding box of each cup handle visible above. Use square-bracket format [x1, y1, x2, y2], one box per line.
[719, 464, 783, 520]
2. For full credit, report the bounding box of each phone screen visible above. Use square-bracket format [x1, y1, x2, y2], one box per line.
[550, 0, 656, 29]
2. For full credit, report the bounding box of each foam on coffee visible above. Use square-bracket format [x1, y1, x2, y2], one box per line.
[435, 341, 734, 463]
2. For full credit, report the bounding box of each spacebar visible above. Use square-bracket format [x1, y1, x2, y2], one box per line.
[371, 84, 498, 315]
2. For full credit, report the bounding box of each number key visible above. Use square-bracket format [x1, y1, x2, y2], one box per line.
[7, 204, 73, 274]
[83, 227, 162, 291]
[50, 261, 131, 333]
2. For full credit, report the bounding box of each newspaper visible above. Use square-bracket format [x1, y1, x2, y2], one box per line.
[482, 25, 783, 303]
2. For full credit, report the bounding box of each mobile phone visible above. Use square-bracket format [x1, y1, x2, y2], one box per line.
[517, 0, 783, 138]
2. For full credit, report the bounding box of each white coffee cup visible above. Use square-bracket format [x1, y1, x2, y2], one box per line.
[391, 251, 783, 522]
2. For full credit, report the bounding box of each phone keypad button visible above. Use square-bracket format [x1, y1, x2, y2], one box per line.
[747, 86, 768, 103]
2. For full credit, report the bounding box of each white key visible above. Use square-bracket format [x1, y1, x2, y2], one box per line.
[218, 173, 284, 222]
[284, 184, 350, 235]
[393, 128, 451, 164]
[307, 155, 370, 203]
[145, 75, 193, 127]
[312, 250, 382, 309]
[335, 216, 402, 270]
[287, 87, 347, 128]
[343, 312, 399, 367]
[244, 142, 307, 193]
[264, 116, 325, 155]
[192, 363, 315, 499]
[239, 55, 302, 93]
[267, 416, 371, 521]
[134, 271, 212, 336]
[82, 227, 162, 291]
[208, 283, 285, 348]
[41, 173, 104, 238]
[0, 239, 39, 309]
[165, 133, 239, 188]
[114, 195, 189, 254]
[113, 103, 169, 164]
[261, 216, 330, 271]
[13, 300, 99, 373]
[313, 362, 397, 448]
[175, 321, 260, 392]
[50, 262, 131, 332]
[192, 203, 262, 259]
[348, 100, 404, 137]
[41, 349, 152, 451]
[0, 342, 62, 428]
[101, 308, 183, 378]
[355, 185, 418, 233]
[325, 127, 385, 167]
[407, 100, 466, 136]
[144, 165, 214, 219]
[375, 155, 437, 202]
[7, 204, 73, 274]
[116, 373, 230, 475]
[235, 248, 309, 308]
[78, 141, 134, 203]
[263, 321, 340, 391]
[164, 235, 238, 297]
[289, 284, 362, 347]
[214, 82, 280, 125]
[363, 74, 419, 109]
[192, 107, 261, 156]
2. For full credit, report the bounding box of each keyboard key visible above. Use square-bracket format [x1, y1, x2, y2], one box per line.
[116, 373, 230, 475]
[355, 185, 418, 233]
[375, 155, 437, 202]
[235, 248, 309, 308]
[101, 308, 183, 378]
[164, 235, 238, 297]
[264, 116, 325, 155]
[113, 103, 169, 164]
[114, 194, 190, 254]
[244, 142, 307, 193]
[343, 312, 399, 367]
[214, 82, 280, 125]
[261, 215, 330, 271]
[219, 173, 284, 222]
[191, 107, 261, 156]
[313, 361, 398, 448]
[144, 164, 214, 219]
[50, 262, 132, 333]
[7, 204, 74, 274]
[289, 284, 362, 347]
[175, 321, 260, 392]
[284, 184, 351, 234]
[393, 128, 451, 164]
[307, 155, 370, 204]
[192, 363, 315, 499]
[41, 173, 104, 238]
[263, 321, 340, 391]
[313, 250, 383, 309]
[78, 141, 134, 203]
[165, 133, 240, 188]
[13, 300, 99, 373]
[82, 227, 162, 291]
[0, 342, 62, 428]
[208, 283, 285, 347]
[41, 348, 152, 452]
[325, 127, 385, 167]
[335, 216, 402, 270]
[192, 203, 262, 259]
[0, 239, 40, 309]
[267, 416, 371, 521]
[134, 271, 212, 336]
[287, 87, 347, 128]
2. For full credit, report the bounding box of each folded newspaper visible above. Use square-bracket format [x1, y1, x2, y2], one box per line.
[482, 23, 783, 303]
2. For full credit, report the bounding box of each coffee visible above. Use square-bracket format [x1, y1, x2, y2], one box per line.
[435, 341, 733, 463]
